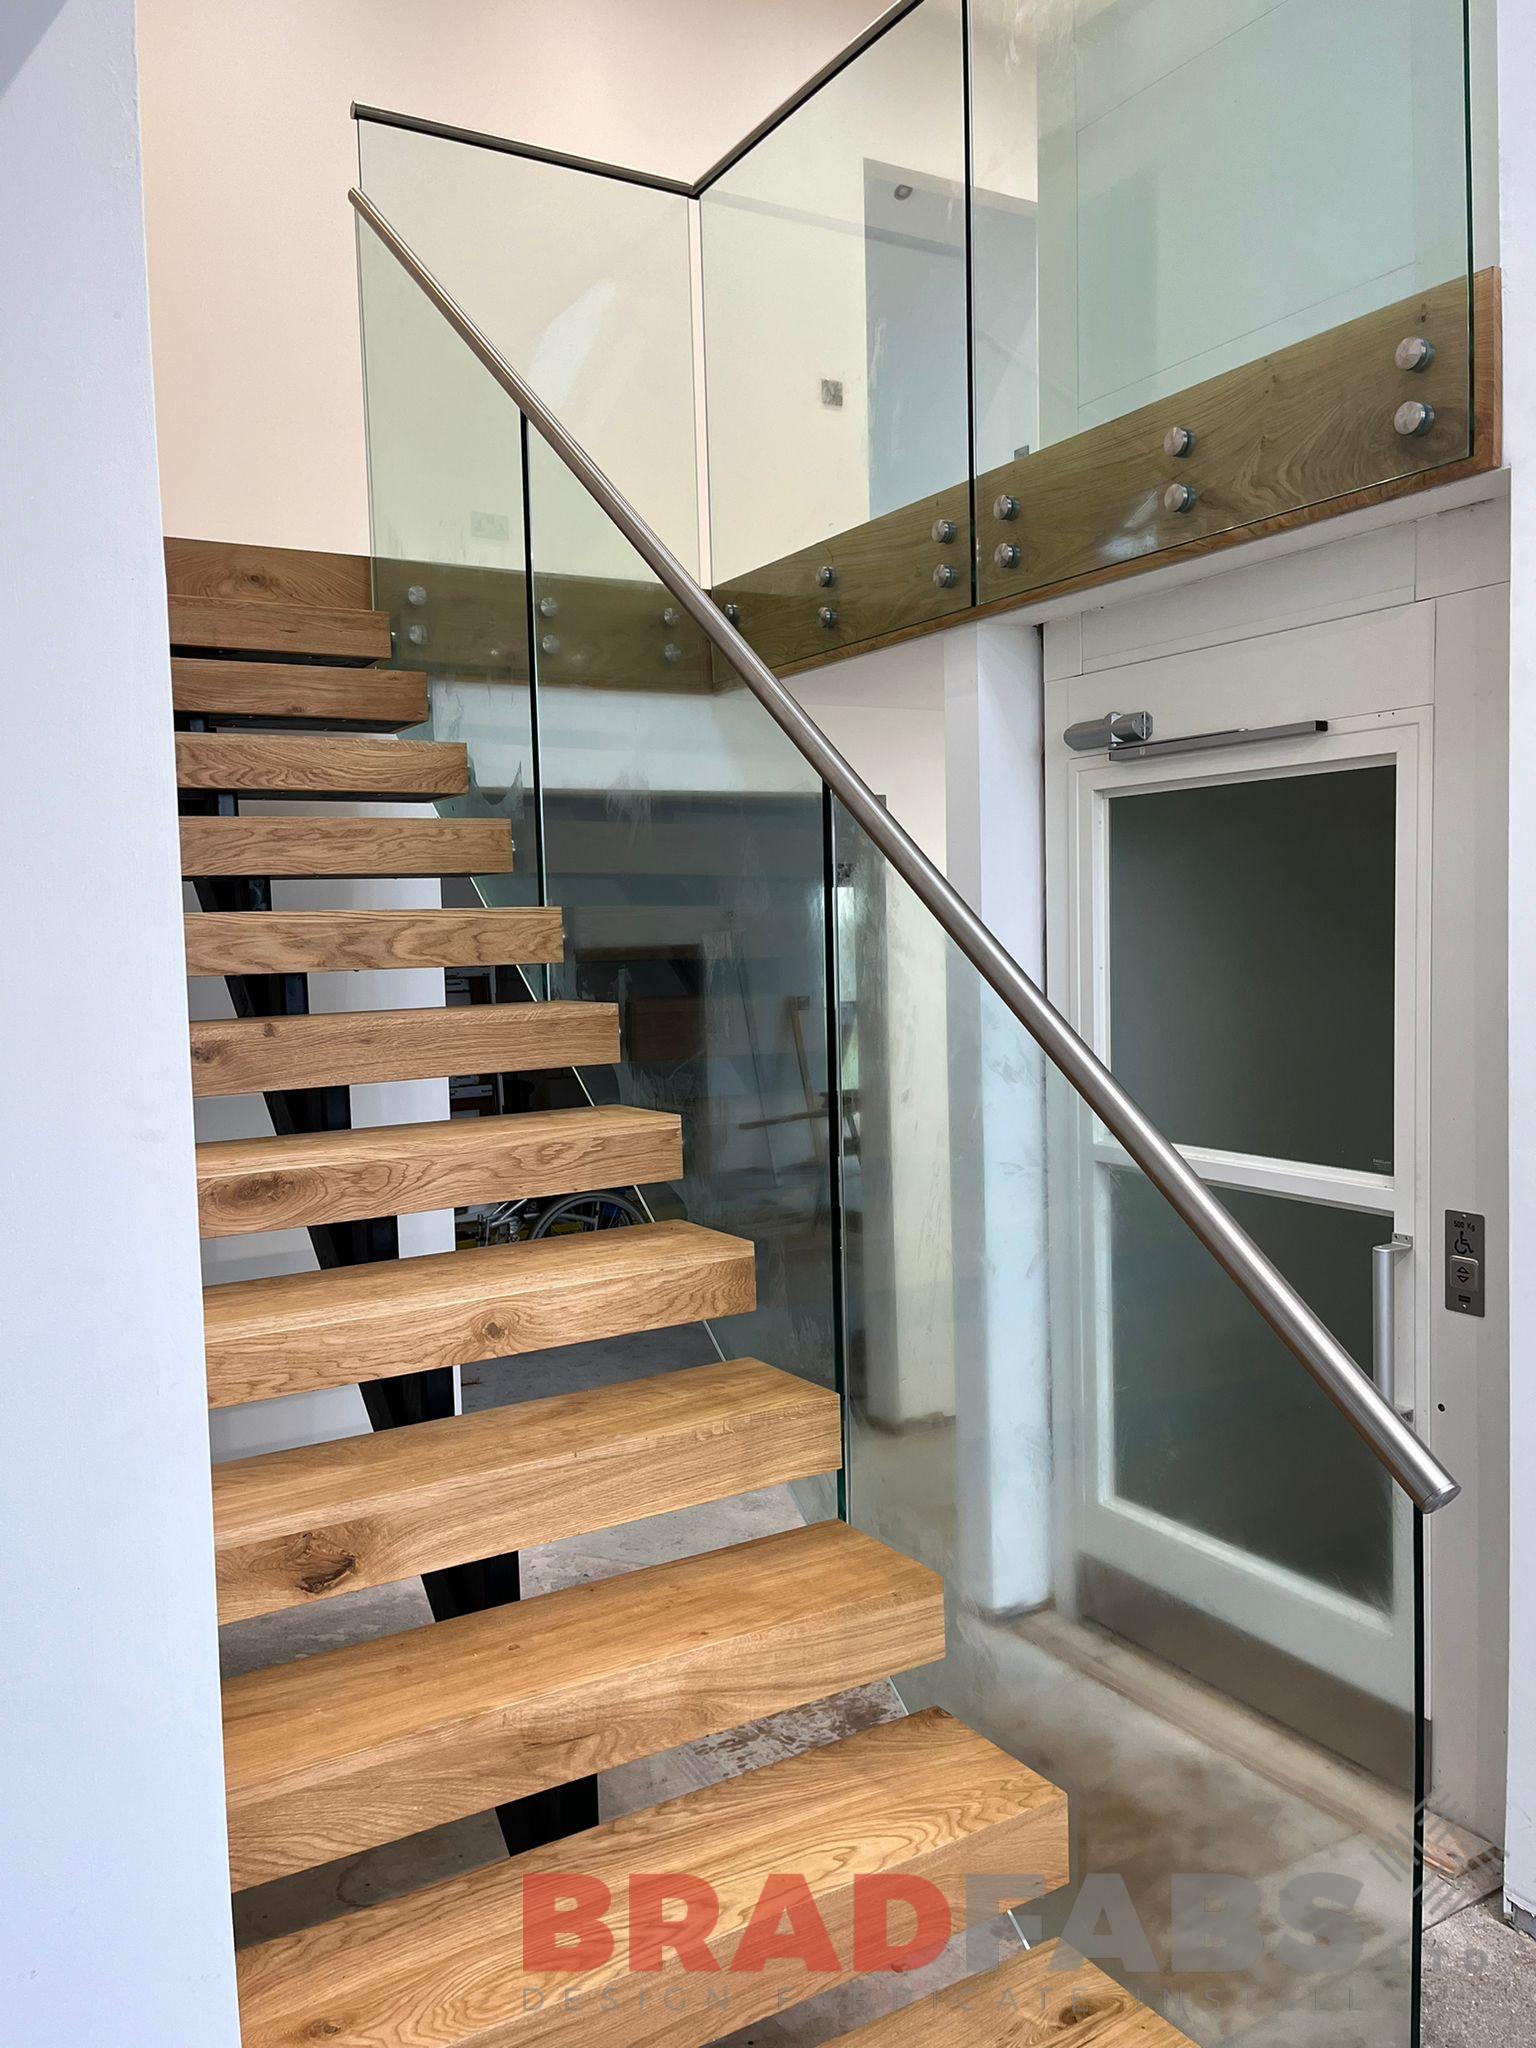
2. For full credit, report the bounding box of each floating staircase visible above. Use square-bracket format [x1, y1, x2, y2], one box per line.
[173, 537, 1186, 2046]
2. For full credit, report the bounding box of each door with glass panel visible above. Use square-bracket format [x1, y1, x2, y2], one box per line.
[1059, 717, 1427, 1715]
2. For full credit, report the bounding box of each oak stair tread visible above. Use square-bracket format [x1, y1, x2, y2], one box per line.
[171, 658, 428, 728]
[222, 1520, 946, 1889]
[235, 1707, 1070, 2048]
[184, 906, 565, 975]
[188, 1000, 618, 1096]
[179, 815, 512, 879]
[213, 1358, 840, 1623]
[169, 592, 391, 661]
[165, 537, 371, 614]
[175, 732, 468, 799]
[202, 1217, 755, 1404]
[196, 1102, 682, 1237]
[823, 1942, 1195, 2045]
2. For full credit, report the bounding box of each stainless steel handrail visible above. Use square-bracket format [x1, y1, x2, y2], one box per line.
[349, 184, 1460, 1515]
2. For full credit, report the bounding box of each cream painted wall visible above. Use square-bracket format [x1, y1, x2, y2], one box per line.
[136, 0, 874, 554]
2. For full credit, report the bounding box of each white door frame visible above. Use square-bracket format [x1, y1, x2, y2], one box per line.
[1056, 712, 1433, 1703]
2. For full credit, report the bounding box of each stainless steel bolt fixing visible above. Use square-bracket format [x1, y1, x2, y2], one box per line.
[816, 565, 838, 588]
[932, 517, 958, 544]
[993, 494, 1020, 522]
[1394, 399, 1436, 438]
[1395, 336, 1436, 373]
[933, 563, 959, 588]
[994, 542, 1021, 571]
[818, 605, 839, 628]
[1163, 426, 1195, 458]
[1164, 482, 1198, 515]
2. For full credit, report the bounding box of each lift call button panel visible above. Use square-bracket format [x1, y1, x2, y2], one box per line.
[1445, 1210, 1485, 1318]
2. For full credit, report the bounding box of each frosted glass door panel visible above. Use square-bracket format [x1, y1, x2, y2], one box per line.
[1108, 766, 1396, 1171]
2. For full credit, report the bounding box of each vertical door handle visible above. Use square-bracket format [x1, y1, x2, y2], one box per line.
[1372, 1234, 1413, 1412]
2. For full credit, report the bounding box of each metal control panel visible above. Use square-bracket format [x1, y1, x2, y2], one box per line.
[1445, 1210, 1486, 1318]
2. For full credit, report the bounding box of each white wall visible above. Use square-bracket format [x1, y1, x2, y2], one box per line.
[1497, 0, 1536, 1924]
[135, 0, 875, 554]
[0, 1, 240, 2039]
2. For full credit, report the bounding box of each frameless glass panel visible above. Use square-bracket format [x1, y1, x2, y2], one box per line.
[836, 796, 1419, 2046]
[700, 0, 971, 663]
[969, 0, 1474, 598]
[527, 433, 839, 1485]
[358, 119, 700, 573]
[357, 216, 536, 910]
[1108, 766, 1397, 1170]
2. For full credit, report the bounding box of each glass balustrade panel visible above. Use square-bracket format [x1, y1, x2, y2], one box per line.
[358, 116, 700, 575]
[526, 430, 840, 1510]
[969, 0, 1475, 599]
[357, 213, 536, 913]
[834, 795, 1421, 2048]
[699, 0, 972, 668]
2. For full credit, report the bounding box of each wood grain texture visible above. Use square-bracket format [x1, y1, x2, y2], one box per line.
[712, 481, 970, 675]
[202, 1218, 755, 1405]
[170, 659, 428, 728]
[164, 537, 372, 612]
[223, 1521, 945, 1889]
[196, 1103, 682, 1237]
[178, 816, 512, 879]
[169, 593, 392, 660]
[189, 1001, 618, 1097]
[749, 270, 1502, 682]
[213, 1359, 839, 1622]
[975, 275, 1483, 607]
[175, 733, 468, 799]
[372, 557, 722, 692]
[823, 1943, 1194, 2045]
[184, 906, 565, 975]
[235, 1707, 1070, 2048]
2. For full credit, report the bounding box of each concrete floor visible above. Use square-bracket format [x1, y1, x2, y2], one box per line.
[1422, 1898, 1536, 2046]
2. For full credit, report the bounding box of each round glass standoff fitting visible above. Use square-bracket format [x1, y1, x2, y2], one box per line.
[993, 493, 1020, 522]
[1163, 482, 1198, 515]
[406, 584, 428, 607]
[993, 541, 1021, 571]
[537, 594, 560, 617]
[1394, 399, 1436, 439]
[818, 605, 840, 628]
[539, 633, 561, 655]
[660, 606, 681, 627]
[661, 642, 682, 665]
[722, 601, 741, 625]
[405, 621, 428, 646]
[816, 564, 838, 588]
[933, 563, 959, 589]
[1395, 335, 1436, 374]
[1162, 426, 1195, 459]
[931, 517, 958, 544]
